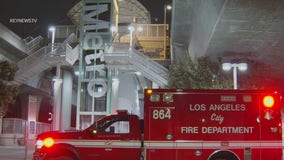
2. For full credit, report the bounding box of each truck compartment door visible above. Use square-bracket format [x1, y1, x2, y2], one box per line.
[145, 107, 175, 160]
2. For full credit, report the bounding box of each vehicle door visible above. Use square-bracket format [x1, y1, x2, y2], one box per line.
[95, 116, 141, 160]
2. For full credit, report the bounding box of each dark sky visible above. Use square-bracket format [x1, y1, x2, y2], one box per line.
[0, 0, 80, 38]
[0, 0, 170, 38]
[138, 0, 171, 23]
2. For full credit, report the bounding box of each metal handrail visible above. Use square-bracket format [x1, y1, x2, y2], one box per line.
[131, 50, 168, 85]
[24, 36, 44, 53]
[17, 33, 77, 70]
[14, 33, 79, 85]
[105, 42, 168, 86]
[17, 44, 63, 71]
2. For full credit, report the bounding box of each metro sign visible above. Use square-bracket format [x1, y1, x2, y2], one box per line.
[81, 1, 111, 97]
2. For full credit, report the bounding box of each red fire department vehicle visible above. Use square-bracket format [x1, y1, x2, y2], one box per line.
[34, 89, 282, 160]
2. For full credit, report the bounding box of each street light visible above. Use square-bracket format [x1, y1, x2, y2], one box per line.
[49, 26, 56, 51]
[128, 25, 135, 51]
[164, 4, 172, 24]
[110, 25, 117, 37]
[49, 26, 62, 130]
[222, 62, 248, 89]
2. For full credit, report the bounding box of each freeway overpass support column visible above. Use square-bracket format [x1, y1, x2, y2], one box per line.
[61, 70, 73, 130]
[188, 0, 227, 58]
[52, 65, 62, 130]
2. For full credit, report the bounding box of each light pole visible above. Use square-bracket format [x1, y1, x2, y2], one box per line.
[49, 26, 56, 51]
[110, 25, 117, 37]
[49, 26, 62, 130]
[164, 4, 172, 24]
[128, 25, 135, 51]
[222, 63, 248, 89]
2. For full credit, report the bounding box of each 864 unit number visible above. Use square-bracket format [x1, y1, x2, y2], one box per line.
[152, 108, 172, 120]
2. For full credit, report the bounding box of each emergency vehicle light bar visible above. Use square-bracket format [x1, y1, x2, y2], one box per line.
[146, 89, 153, 94]
[148, 91, 173, 103]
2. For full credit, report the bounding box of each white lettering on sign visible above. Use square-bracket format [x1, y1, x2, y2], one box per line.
[201, 126, 254, 134]
[152, 108, 172, 120]
[186, 103, 252, 133]
[210, 113, 224, 124]
[87, 79, 107, 97]
[189, 104, 206, 111]
[180, 126, 254, 134]
[181, 126, 198, 134]
[82, 3, 110, 98]
[83, 34, 104, 49]
[188, 104, 246, 112]
[209, 104, 246, 111]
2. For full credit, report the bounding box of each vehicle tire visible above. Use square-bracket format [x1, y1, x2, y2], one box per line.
[208, 150, 239, 160]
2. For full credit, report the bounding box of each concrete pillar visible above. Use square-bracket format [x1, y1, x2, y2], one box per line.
[61, 71, 73, 130]
[116, 72, 141, 117]
[188, 0, 226, 57]
[52, 65, 62, 130]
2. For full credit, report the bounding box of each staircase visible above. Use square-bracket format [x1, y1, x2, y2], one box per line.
[104, 43, 168, 87]
[14, 33, 79, 85]
[23, 35, 44, 54]
[0, 23, 44, 60]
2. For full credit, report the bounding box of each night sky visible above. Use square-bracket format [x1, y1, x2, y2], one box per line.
[0, 0, 170, 38]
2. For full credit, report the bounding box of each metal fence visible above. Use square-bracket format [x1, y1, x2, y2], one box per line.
[1, 118, 51, 135]
[2, 118, 26, 134]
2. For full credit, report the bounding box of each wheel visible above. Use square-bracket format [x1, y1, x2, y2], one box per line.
[208, 150, 239, 160]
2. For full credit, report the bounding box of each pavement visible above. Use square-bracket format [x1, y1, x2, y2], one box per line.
[0, 140, 34, 160]
[1, 144, 284, 160]
[0, 146, 32, 160]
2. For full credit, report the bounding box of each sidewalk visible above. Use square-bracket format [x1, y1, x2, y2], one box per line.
[0, 140, 34, 160]
[0, 146, 32, 160]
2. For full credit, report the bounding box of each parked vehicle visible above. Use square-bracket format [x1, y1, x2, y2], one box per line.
[34, 89, 282, 160]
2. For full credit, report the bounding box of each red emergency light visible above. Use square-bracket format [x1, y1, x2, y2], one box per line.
[263, 96, 274, 108]
[43, 137, 55, 148]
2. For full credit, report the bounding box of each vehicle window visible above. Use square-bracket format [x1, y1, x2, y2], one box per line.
[104, 121, 130, 134]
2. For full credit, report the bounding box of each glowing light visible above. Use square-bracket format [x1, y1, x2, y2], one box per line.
[263, 96, 274, 108]
[36, 140, 44, 149]
[49, 26, 55, 32]
[147, 89, 153, 94]
[110, 26, 117, 32]
[43, 137, 55, 148]
[166, 4, 172, 10]
[222, 62, 248, 89]
[137, 26, 143, 32]
[128, 25, 134, 32]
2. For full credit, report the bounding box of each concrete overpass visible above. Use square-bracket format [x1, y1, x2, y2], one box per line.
[171, 0, 284, 89]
